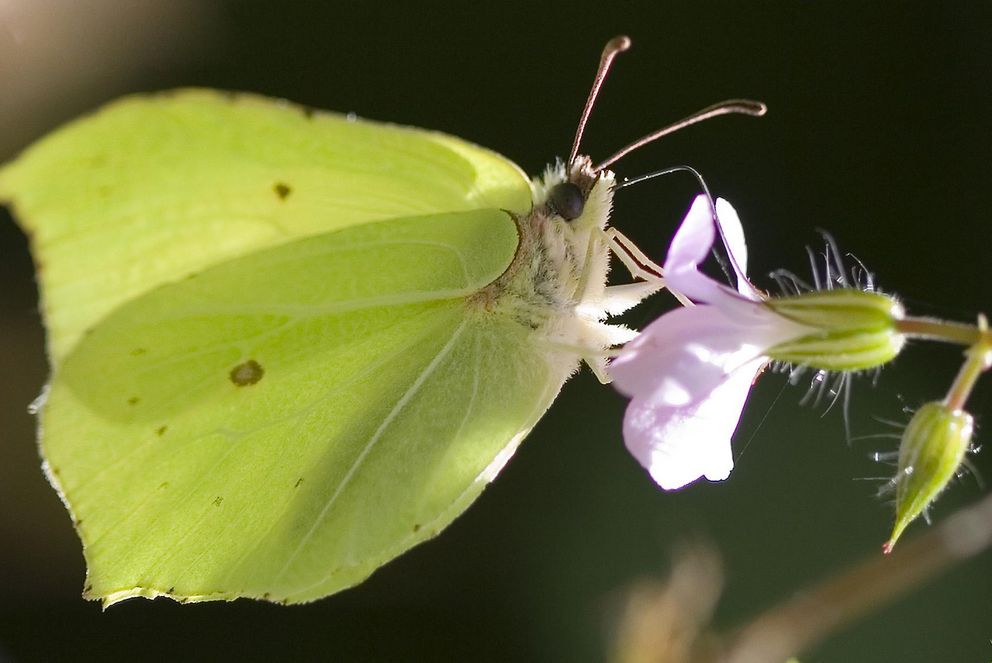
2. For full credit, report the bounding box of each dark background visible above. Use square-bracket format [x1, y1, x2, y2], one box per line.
[1, 2, 990, 661]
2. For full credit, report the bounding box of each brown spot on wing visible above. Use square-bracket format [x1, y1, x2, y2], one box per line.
[229, 360, 264, 386]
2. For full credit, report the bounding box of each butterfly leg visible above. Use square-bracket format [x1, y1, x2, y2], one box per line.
[602, 227, 664, 282]
[584, 354, 612, 384]
[601, 228, 692, 308]
[540, 332, 629, 385]
[601, 281, 666, 315]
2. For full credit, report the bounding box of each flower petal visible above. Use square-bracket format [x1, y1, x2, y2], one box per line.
[714, 198, 761, 300]
[610, 304, 793, 405]
[623, 358, 763, 490]
[664, 196, 726, 303]
[665, 195, 715, 273]
[664, 195, 753, 309]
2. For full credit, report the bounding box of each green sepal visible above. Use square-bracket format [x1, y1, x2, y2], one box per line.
[766, 290, 905, 370]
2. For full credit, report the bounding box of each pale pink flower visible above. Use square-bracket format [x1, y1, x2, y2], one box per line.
[610, 195, 810, 490]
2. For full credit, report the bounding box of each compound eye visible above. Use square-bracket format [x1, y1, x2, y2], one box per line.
[547, 182, 584, 221]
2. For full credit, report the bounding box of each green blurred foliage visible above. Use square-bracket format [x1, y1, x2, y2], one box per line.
[1, 2, 990, 661]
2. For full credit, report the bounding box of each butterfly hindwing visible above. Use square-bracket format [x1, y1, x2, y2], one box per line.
[43, 208, 572, 604]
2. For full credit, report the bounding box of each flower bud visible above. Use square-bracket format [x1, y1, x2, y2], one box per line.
[765, 290, 905, 370]
[885, 401, 973, 553]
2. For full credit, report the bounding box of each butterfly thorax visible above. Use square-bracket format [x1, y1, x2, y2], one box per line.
[469, 157, 635, 377]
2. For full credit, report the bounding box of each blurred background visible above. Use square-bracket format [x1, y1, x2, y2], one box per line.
[1, 2, 990, 661]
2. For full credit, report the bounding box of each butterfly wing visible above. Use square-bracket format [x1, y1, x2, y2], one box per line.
[45, 208, 570, 605]
[0, 89, 533, 362]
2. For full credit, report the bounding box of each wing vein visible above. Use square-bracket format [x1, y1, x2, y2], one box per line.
[274, 319, 469, 586]
[81, 309, 457, 564]
[180, 287, 474, 318]
[212, 311, 462, 588]
[293, 327, 484, 597]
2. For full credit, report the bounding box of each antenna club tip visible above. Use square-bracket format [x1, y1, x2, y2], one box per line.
[723, 99, 769, 117]
[606, 35, 632, 53]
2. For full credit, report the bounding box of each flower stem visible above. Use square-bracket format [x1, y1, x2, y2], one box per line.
[943, 331, 992, 411]
[895, 316, 992, 346]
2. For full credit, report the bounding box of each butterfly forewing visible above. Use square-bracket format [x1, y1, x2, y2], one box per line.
[0, 90, 533, 362]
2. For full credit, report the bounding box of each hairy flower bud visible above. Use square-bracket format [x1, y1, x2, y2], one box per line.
[766, 290, 905, 370]
[885, 401, 973, 552]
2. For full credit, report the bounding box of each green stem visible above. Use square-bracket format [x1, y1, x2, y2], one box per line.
[943, 337, 992, 411]
[895, 316, 991, 346]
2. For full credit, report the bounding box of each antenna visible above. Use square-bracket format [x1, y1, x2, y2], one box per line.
[595, 99, 768, 171]
[617, 163, 713, 199]
[616, 163, 717, 231]
[567, 35, 631, 167]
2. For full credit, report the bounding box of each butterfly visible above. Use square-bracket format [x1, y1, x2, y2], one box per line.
[0, 36, 764, 605]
